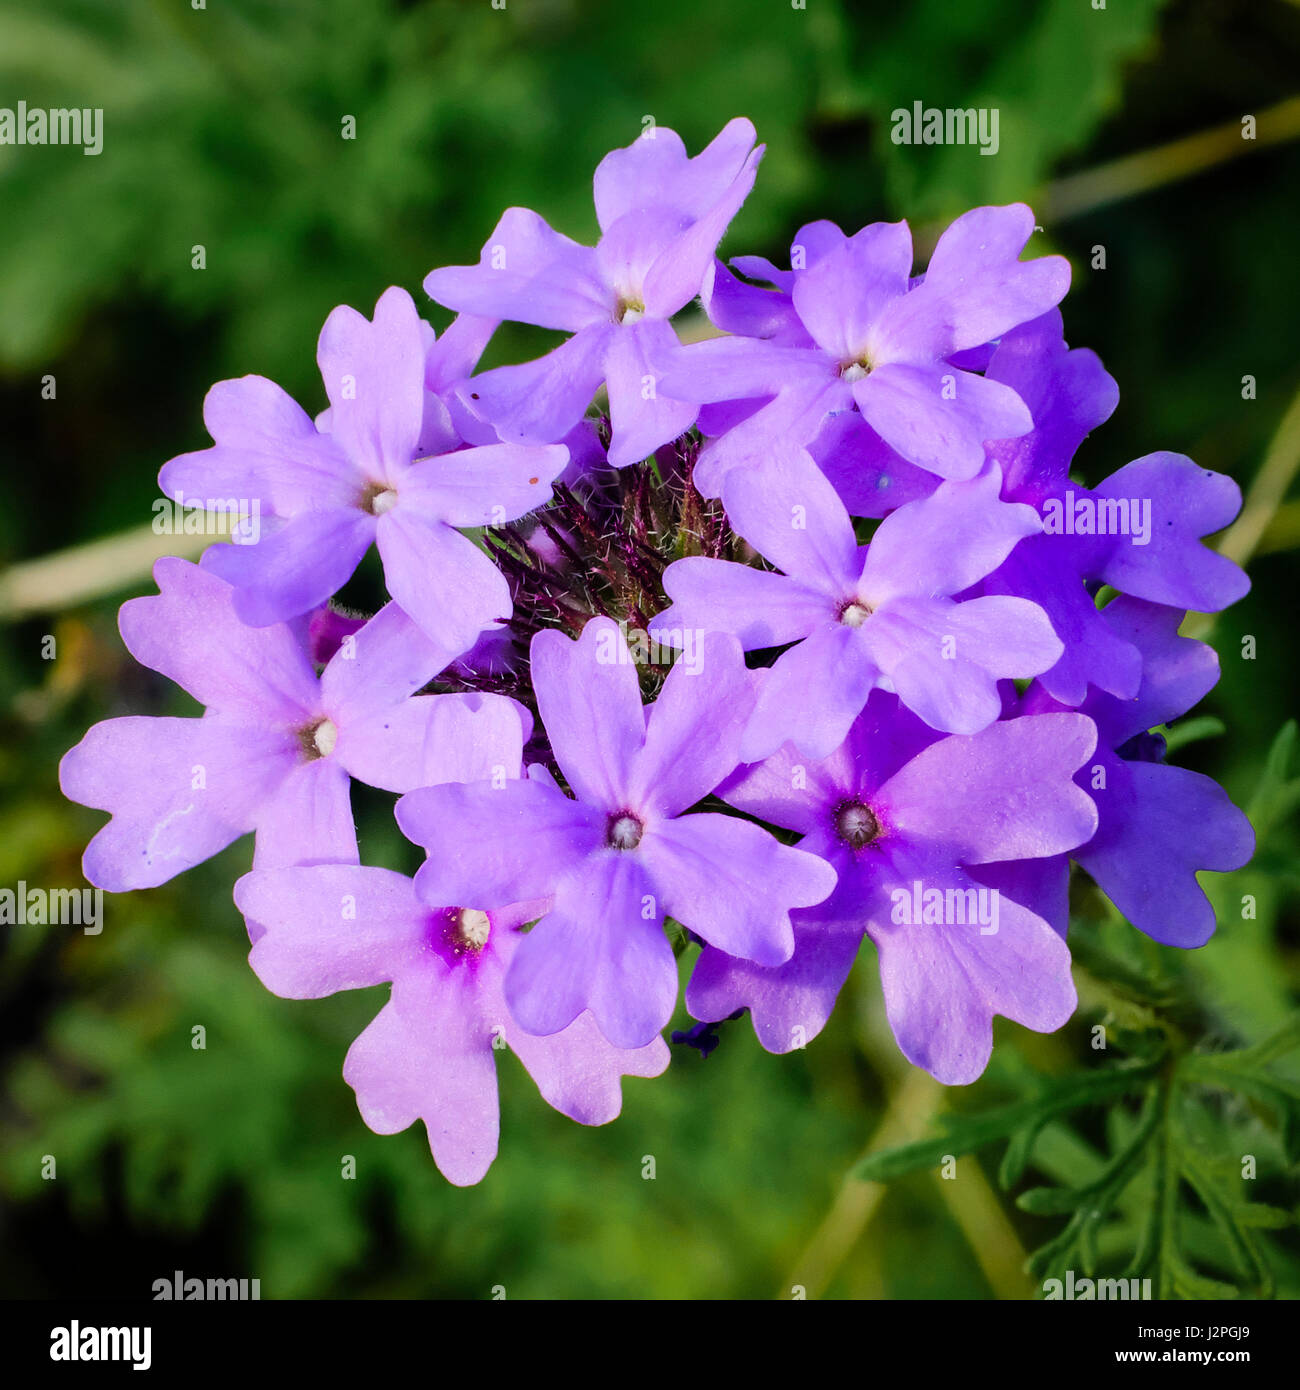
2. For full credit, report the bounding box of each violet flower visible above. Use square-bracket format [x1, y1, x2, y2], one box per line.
[657, 445, 1061, 759]
[395, 616, 836, 1049]
[60, 559, 528, 890]
[658, 205, 1070, 496]
[425, 119, 763, 467]
[160, 286, 567, 655]
[687, 692, 1099, 1083]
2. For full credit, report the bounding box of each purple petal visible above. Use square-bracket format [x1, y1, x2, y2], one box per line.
[118, 557, 320, 722]
[854, 363, 1031, 478]
[703, 258, 804, 341]
[1076, 755, 1254, 948]
[604, 318, 699, 466]
[879, 204, 1070, 358]
[877, 713, 1099, 864]
[424, 208, 609, 331]
[869, 851, 1076, 1085]
[593, 117, 758, 230]
[318, 601, 452, 727]
[723, 444, 862, 593]
[686, 917, 863, 1053]
[202, 506, 376, 629]
[530, 617, 645, 811]
[337, 692, 526, 795]
[60, 715, 292, 891]
[986, 311, 1118, 501]
[316, 287, 427, 487]
[641, 142, 763, 317]
[252, 757, 358, 869]
[864, 594, 1063, 734]
[159, 375, 358, 515]
[743, 622, 880, 762]
[790, 221, 912, 360]
[504, 851, 676, 1048]
[627, 631, 753, 817]
[1090, 454, 1249, 612]
[399, 776, 603, 907]
[658, 557, 831, 650]
[426, 312, 499, 391]
[860, 464, 1041, 603]
[640, 812, 835, 963]
[376, 509, 511, 654]
[399, 441, 567, 526]
[344, 967, 501, 1186]
[808, 412, 938, 519]
[238, 864, 429, 996]
[454, 324, 610, 447]
[693, 379, 848, 498]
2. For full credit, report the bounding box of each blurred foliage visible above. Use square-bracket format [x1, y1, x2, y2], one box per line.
[1, 0, 1298, 1298]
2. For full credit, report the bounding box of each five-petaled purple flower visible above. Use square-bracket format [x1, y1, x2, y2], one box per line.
[396, 616, 836, 1048]
[658, 445, 1061, 758]
[161, 286, 568, 654]
[426, 119, 762, 468]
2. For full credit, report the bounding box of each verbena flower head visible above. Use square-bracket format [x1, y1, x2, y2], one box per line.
[59, 116, 1257, 1179]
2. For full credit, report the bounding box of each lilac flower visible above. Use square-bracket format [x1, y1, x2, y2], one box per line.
[687, 692, 1099, 1083]
[234, 870, 667, 1186]
[658, 205, 1070, 496]
[425, 119, 763, 467]
[160, 286, 568, 654]
[978, 312, 1249, 704]
[60, 559, 528, 890]
[657, 445, 1062, 760]
[1017, 597, 1255, 946]
[395, 616, 836, 1049]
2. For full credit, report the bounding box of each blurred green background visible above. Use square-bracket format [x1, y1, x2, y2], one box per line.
[1, 0, 1298, 1299]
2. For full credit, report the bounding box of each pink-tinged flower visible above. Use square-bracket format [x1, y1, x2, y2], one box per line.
[658, 205, 1070, 495]
[657, 445, 1061, 759]
[160, 286, 567, 654]
[687, 692, 1099, 1084]
[395, 616, 836, 1049]
[234, 873, 668, 1186]
[425, 119, 763, 466]
[60, 559, 528, 890]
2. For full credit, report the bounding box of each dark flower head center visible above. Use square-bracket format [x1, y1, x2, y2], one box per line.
[359, 480, 399, 516]
[834, 798, 880, 850]
[606, 812, 644, 850]
[297, 717, 338, 760]
[444, 907, 491, 956]
[614, 295, 646, 326]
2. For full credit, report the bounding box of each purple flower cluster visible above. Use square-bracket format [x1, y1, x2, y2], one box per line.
[62, 119, 1254, 1183]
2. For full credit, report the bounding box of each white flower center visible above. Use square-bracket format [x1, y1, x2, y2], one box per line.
[312, 718, 338, 757]
[841, 362, 868, 383]
[840, 601, 872, 628]
[608, 814, 644, 850]
[834, 801, 880, 850]
[370, 487, 399, 516]
[455, 908, 491, 950]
